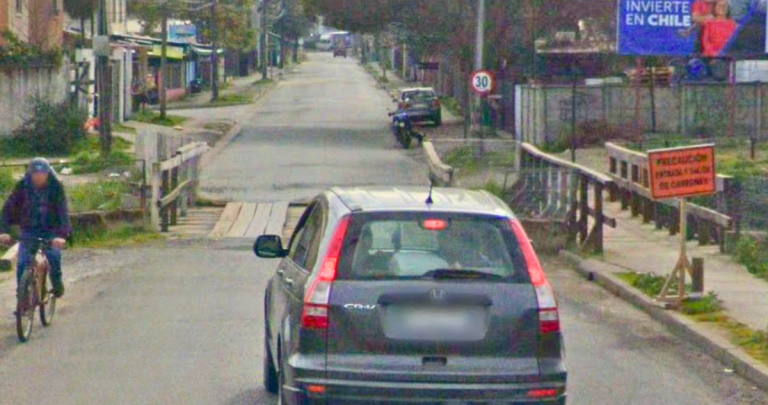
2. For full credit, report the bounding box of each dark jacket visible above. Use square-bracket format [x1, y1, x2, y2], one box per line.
[0, 174, 72, 239]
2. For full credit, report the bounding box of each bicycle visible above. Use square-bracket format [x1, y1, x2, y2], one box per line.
[14, 237, 57, 342]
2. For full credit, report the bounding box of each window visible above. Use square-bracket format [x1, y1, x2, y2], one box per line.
[338, 213, 529, 281]
[53, 0, 59, 14]
[16, 0, 23, 14]
[288, 205, 325, 270]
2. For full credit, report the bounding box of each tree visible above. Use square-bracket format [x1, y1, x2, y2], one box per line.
[64, 0, 96, 43]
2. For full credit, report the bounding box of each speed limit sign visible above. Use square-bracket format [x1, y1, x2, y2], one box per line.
[471, 70, 495, 96]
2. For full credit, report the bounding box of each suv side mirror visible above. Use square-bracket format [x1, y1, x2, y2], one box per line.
[254, 235, 287, 259]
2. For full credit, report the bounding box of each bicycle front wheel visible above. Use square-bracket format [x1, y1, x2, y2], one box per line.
[40, 271, 56, 326]
[16, 272, 35, 342]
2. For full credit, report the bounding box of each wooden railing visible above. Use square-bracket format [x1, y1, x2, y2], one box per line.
[423, 141, 454, 187]
[606, 142, 735, 252]
[151, 142, 209, 232]
[511, 143, 616, 253]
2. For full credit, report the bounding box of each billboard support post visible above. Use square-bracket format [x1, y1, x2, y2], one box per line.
[634, 58, 644, 150]
[728, 58, 736, 139]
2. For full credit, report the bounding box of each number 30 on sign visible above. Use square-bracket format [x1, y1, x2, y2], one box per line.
[471, 70, 494, 96]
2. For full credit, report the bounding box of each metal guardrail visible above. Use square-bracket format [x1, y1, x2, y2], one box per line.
[150, 142, 209, 232]
[511, 143, 616, 253]
[605, 142, 734, 252]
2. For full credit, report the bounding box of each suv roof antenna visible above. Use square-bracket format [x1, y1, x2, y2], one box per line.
[426, 180, 434, 205]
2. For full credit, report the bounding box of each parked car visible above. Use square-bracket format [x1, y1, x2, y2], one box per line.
[333, 47, 347, 58]
[397, 87, 442, 126]
[255, 186, 567, 405]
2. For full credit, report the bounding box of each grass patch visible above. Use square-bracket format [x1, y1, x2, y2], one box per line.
[68, 181, 128, 212]
[73, 224, 163, 249]
[210, 93, 254, 106]
[132, 110, 188, 127]
[113, 124, 137, 134]
[681, 292, 723, 315]
[475, 179, 506, 199]
[617, 271, 669, 297]
[443, 146, 516, 175]
[440, 97, 463, 118]
[203, 121, 234, 133]
[734, 236, 768, 280]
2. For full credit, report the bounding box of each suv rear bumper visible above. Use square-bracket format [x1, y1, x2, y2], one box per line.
[288, 377, 566, 405]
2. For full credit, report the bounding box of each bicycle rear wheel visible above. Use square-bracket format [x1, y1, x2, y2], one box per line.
[40, 270, 56, 326]
[16, 272, 35, 342]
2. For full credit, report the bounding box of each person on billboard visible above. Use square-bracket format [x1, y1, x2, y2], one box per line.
[679, 0, 715, 38]
[701, 0, 738, 56]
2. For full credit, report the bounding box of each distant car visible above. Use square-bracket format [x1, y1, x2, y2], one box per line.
[255, 186, 567, 405]
[398, 87, 442, 126]
[333, 48, 347, 58]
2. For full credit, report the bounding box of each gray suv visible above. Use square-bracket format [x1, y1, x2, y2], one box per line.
[255, 186, 567, 405]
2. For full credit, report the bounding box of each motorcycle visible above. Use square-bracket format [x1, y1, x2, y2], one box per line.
[388, 108, 423, 150]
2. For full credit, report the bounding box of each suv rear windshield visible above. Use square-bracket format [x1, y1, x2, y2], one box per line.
[402, 90, 435, 102]
[337, 212, 530, 283]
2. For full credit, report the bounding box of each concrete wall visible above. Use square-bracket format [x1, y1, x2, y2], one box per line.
[0, 63, 69, 135]
[517, 83, 768, 146]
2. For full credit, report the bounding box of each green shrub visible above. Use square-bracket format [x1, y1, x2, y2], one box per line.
[0, 169, 16, 199]
[618, 271, 669, 296]
[7, 97, 87, 155]
[681, 292, 723, 315]
[70, 150, 133, 174]
[734, 236, 768, 278]
[477, 180, 505, 199]
[68, 181, 128, 212]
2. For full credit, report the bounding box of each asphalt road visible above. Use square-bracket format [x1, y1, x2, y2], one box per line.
[0, 242, 764, 405]
[0, 53, 765, 404]
[197, 53, 427, 203]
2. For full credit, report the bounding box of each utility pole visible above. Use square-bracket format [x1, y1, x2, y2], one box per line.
[160, 2, 169, 120]
[261, 0, 270, 79]
[97, 0, 112, 156]
[211, 0, 220, 101]
[471, 0, 486, 134]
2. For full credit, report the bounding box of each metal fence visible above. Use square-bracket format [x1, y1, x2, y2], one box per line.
[516, 82, 768, 147]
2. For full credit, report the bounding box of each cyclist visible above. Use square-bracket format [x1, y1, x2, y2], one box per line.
[0, 158, 71, 298]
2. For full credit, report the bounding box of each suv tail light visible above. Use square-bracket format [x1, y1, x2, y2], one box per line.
[510, 220, 560, 334]
[302, 216, 351, 329]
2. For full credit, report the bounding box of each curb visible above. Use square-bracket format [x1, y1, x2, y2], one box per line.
[200, 123, 242, 168]
[560, 250, 768, 391]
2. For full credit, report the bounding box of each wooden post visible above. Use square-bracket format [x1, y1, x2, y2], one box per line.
[691, 257, 704, 294]
[179, 159, 189, 218]
[654, 202, 664, 230]
[170, 165, 179, 226]
[151, 162, 161, 231]
[658, 199, 693, 305]
[567, 170, 578, 246]
[593, 182, 605, 253]
[161, 168, 170, 233]
[642, 197, 653, 224]
[579, 175, 589, 244]
[190, 156, 199, 208]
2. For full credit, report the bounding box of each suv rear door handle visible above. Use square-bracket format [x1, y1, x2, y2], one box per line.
[276, 269, 285, 276]
[284, 278, 294, 286]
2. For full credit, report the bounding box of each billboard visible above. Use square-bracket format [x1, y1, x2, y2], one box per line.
[618, 0, 767, 56]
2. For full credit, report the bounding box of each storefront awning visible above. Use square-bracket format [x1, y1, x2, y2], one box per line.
[148, 45, 186, 60]
[190, 45, 224, 56]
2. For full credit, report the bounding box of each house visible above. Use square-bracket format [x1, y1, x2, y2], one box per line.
[0, 0, 65, 49]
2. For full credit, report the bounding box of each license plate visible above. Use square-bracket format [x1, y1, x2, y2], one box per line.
[401, 308, 471, 330]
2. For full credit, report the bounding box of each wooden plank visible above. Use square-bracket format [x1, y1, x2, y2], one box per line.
[0, 243, 19, 271]
[265, 202, 290, 236]
[245, 203, 273, 238]
[160, 179, 192, 207]
[209, 203, 243, 237]
[227, 203, 258, 237]
[521, 143, 613, 184]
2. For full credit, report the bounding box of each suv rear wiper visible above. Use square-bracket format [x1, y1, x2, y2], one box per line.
[420, 269, 503, 280]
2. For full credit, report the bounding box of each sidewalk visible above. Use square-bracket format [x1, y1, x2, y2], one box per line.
[162, 71, 271, 110]
[601, 204, 768, 332]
